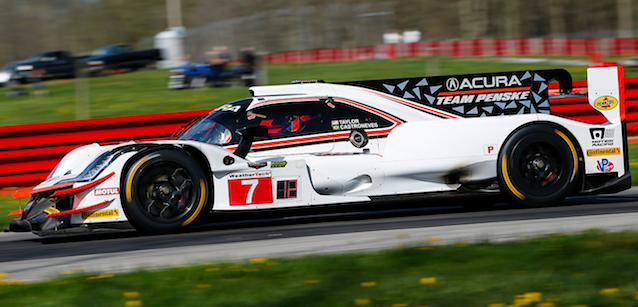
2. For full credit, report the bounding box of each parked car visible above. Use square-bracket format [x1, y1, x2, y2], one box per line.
[8, 67, 630, 236]
[11, 51, 89, 83]
[0, 61, 26, 87]
[169, 49, 257, 89]
[86, 44, 162, 76]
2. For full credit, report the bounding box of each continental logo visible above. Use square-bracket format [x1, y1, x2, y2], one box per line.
[594, 96, 618, 110]
[586, 147, 621, 156]
[82, 209, 119, 219]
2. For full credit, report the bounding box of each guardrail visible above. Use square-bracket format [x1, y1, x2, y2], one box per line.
[0, 109, 209, 190]
[2, 76, 638, 190]
[263, 38, 638, 63]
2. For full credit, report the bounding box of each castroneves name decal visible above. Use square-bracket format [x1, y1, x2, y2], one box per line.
[331, 118, 379, 130]
[95, 188, 120, 196]
[586, 148, 621, 156]
[82, 209, 119, 219]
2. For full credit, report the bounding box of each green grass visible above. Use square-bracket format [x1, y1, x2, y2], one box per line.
[2, 230, 638, 306]
[0, 56, 602, 127]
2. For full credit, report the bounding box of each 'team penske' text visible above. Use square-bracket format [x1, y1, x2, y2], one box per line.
[436, 91, 531, 105]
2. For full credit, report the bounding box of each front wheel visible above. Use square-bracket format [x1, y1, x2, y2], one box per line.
[498, 124, 580, 207]
[122, 149, 210, 234]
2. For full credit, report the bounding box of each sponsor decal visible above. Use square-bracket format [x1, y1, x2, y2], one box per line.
[445, 75, 522, 92]
[229, 172, 271, 179]
[94, 187, 120, 196]
[228, 172, 273, 205]
[331, 118, 379, 130]
[596, 159, 614, 172]
[277, 180, 298, 199]
[586, 147, 621, 156]
[484, 144, 498, 155]
[44, 206, 60, 215]
[82, 209, 119, 219]
[594, 96, 618, 110]
[436, 91, 530, 105]
[218, 104, 241, 112]
[271, 161, 287, 168]
[589, 128, 615, 147]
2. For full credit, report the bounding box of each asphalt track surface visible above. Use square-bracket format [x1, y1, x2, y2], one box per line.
[2, 187, 638, 282]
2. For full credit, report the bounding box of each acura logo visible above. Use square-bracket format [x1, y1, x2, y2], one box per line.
[446, 77, 460, 91]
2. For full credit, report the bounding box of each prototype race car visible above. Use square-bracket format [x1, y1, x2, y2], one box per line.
[8, 66, 631, 235]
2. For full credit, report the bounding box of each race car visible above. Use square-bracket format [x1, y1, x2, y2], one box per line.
[8, 66, 631, 235]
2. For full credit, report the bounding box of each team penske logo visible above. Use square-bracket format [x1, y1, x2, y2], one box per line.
[594, 96, 618, 110]
[445, 75, 523, 92]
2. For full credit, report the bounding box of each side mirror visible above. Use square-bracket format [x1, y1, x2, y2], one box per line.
[233, 126, 269, 158]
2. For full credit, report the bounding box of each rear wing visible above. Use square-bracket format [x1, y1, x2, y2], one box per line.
[340, 66, 627, 131]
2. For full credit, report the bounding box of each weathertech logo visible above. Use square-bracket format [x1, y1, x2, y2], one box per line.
[95, 188, 120, 196]
[587, 148, 621, 156]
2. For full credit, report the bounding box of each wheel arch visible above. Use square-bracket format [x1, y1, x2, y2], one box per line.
[497, 120, 585, 197]
[119, 144, 214, 215]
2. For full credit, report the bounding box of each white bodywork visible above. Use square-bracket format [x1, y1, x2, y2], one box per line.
[21, 67, 630, 230]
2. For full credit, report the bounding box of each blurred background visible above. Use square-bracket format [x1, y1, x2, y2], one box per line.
[0, 0, 635, 66]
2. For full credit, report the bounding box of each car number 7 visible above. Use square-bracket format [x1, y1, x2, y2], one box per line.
[241, 179, 259, 204]
[228, 174, 273, 206]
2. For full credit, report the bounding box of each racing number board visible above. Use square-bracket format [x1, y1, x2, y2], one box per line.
[228, 172, 273, 206]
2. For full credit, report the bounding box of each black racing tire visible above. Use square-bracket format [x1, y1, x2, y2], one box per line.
[498, 124, 580, 208]
[122, 149, 210, 234]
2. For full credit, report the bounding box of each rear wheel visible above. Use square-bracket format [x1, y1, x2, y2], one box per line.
[122, 149, 209, 234]
[498, 124, 579, 207]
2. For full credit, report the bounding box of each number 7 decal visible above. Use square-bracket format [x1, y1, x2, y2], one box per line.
[241, 179, 259, 203]
[228, 172, 273, 206]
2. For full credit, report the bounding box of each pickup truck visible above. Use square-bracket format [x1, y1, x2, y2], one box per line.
[10, 51, 89, 83]
[85, 44, 162, 75]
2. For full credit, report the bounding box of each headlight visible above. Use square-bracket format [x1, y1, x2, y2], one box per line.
[88, 61, 104, 66]
[55, 150, 118, 184]
[55, 144, 141, 184]
[16, 65, 33, 71]
[77, 151, 116, 181]
[0, 72, 10, 83]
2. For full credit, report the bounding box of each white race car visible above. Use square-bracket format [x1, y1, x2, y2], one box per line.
[8, 67, 631, 235]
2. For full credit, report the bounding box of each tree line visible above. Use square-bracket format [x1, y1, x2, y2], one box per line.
[0, 0, 634, 67]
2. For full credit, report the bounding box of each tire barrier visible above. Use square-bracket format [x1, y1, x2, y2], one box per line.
[263, 38, 638, 63]
[0, 109, 209, 189]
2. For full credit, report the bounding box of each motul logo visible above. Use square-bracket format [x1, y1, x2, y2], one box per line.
[446, 75, 522, 91]
[94, 188, 120, 196]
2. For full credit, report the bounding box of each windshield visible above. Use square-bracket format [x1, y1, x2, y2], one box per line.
[178, 118, 234, 145]
[92, 47, 109, 56]
[1, 62, 19, 71]
[176, 98, 251, 145]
